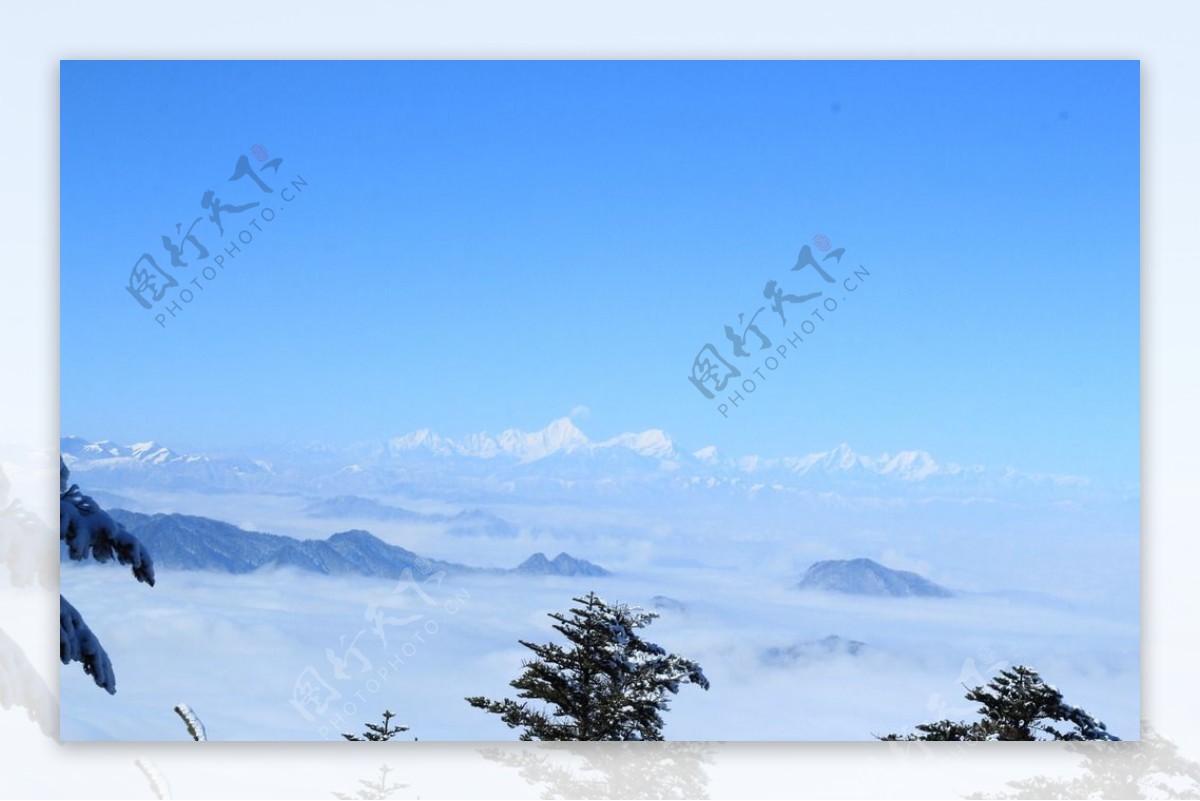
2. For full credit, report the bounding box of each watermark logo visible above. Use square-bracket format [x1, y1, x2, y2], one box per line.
[688, 233, 872, 417]
[924, 646, 1008, 724]
[288, 559, 471, 740]
[123, 145, 308, 328]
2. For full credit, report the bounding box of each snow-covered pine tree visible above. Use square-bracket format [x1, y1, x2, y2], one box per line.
[332, 764, 408, 800]
[966, 721, 1200, 799]
[878, 664, 1119, 741]
[342, 709, 409, 741]
[59, 458, 155, 693]
[478, 740, 714, 798]
[466, 592, 709, 741]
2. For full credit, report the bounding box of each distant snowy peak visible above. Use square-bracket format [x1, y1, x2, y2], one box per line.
[498, 417, 590, 461]
[515, 551, 610, 577]
[62, 436, 188, 465]
[59, 436, 275, 494]
[387, 428, 457, 456]
[384, 418, 676, 463]
[864, 449, 941, 480]
[599, 429, 677, 459]
[766, 443, 944, 481]
[129, 441, 176, 464]
[795, 442, 860, 471]
[456, 432, 502, 458]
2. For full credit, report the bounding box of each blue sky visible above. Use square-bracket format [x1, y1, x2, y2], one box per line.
[60, 60, 1139, 484]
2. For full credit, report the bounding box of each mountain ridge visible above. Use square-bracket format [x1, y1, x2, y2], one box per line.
[59, 427, 1108, 507]
[797, 558, 953, 598]
[516, 551, 611, 577]
[63, 509, 608, 579]
[60, 428, 981, 483]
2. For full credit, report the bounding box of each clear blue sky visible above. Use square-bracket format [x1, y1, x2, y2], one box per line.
[61, 60, 1139, 484]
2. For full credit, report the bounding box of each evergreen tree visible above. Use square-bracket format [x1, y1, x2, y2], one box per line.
[879, 665, 1118, 741]
[59, 458, 155, 694]
[342, 710, 410, 741]
[966, 721, 1200, 799]
[479, 741, 715, 799]
[333, 764, 408, 800]
[466, 592, 709, 740]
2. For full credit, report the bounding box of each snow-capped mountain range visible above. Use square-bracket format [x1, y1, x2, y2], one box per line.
[64, 418, 957, 479]
[60, 418, 1105, 504]
[384, 417, 679, 462]
[380, 419, 959, 479]
[61, 438, 188, 465]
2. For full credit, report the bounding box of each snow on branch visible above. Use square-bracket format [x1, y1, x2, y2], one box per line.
[59, 459, 155, 586]
[174, 703, 208, 741]
[134, 758, 173, 800]
[0, 465, 55, 588]
[59, 595, 115, 694]
[0, 628, 58, 737]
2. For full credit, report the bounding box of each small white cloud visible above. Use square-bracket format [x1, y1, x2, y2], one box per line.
[568, 405, 591, 420]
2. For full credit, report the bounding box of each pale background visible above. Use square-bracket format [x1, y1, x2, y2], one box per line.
[1, 0, 1192, 797]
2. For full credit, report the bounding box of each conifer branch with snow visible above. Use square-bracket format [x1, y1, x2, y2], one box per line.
[134, 758, 173, 799]
[59, 458, 156, 694]
[341, 709, 410, 741]
[60, 460, 155, 585]
[59, 595, 116, 694]
[878, 665, 1119, 741]
[173, 703, 207, 741]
